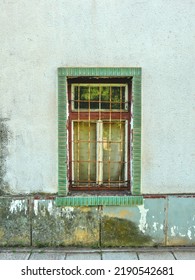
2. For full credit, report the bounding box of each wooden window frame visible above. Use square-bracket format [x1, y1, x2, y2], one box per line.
[56, 67, 142, 207]
[68, 78, 131, 191]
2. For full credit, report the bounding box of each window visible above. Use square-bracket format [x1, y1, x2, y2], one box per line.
[68, 78, 131, 191]
[57, 68, 142, 206]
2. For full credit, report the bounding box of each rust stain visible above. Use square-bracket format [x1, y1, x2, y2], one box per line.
[73, 227, 99, 245]
[79, 207, 91, 213]
[74, 228, 89, 242]
[143, 195, 167, 199]
[104, 209, 133, 219]
[118, 210, 133, 219]
[167, 237, 195, 246]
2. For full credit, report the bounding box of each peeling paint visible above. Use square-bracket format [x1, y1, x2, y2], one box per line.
[32, 204, 99, 247]
[153, 222, 158, 231]
[2, 196, 195, 247]
[33, 200, 75, 220]
[179, 232, 186, 237]
[187, 230, 192, 240]
[0, 198, 30, 246]
[171, 226, 177, 237]
[62, 207, 75, 219]
[47, 200, 53, 214]
[170, 226, 194, 241]
[138, 204, 149, 233]
[33, 200, 39, 216]
[152, 222, 164, 232]
[9, 200, 27, 214]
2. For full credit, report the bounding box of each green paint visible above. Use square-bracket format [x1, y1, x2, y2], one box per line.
[55, 196, 143, 207]
[57, 67, 142, 204]
[101, 216, 151, 247]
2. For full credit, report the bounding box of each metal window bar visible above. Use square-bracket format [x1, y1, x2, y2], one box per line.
[118, 86, 122, 188]
[77, 86, 80, 186]
[71, 84, 129, 189]
[71, 84, 127, 112]
[108, 85, 112, 187]
[88, 86, 91, 187]
[97, 85, 102, 185]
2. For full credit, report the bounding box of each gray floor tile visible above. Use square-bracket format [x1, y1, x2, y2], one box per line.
[29, 253, 65, 260]
[102, 252, 138, 260]
[0, 252, 30, 260]
[173, 251, 195, 260]
[138, 251, 175, 260]
[66, 253, 101, 260]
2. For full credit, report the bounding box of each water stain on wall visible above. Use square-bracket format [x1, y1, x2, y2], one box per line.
[101, 216, 152, 247]
[0, 118, 11, 195]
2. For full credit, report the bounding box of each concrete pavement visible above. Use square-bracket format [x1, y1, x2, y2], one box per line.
[0, 247, 195, 260]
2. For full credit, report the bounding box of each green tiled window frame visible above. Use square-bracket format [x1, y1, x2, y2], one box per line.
[56, 67, 142, 206]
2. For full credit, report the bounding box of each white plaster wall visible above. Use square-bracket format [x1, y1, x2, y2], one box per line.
[0, 0, 194, 194]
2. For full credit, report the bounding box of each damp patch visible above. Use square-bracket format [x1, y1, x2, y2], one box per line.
[0, 118, 11, 195]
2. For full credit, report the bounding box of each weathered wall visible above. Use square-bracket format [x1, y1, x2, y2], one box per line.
[0, 118, 11, 194]
[0, 0, 194, 195]
[1, 196, 195, 247]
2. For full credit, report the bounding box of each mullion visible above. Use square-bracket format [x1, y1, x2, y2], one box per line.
[118, 86, 123, 187]
[108, 86, 112, 187]
[88, 86, 91, 187]
[96, 120, 103, 185]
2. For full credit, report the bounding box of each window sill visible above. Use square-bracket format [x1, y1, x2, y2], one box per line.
[55, 194, 143, 207]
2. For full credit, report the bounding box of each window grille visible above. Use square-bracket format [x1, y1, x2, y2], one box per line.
[68, 78, 131, 191]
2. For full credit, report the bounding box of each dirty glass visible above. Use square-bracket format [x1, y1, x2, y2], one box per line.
[73, 122, 96, 184]
[73, 121, 125, 186]
[103, 122, 125, 183]
[73, 85, 126, 111]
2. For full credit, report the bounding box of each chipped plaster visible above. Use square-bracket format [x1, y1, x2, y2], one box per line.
[9, 200, 27, 214]
[138, 204, 149, 233]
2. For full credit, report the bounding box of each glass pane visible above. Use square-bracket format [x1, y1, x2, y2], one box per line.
[74, 86, 89, 109]
[80, 86, 89, 109]
[101, 86, 110, 109]
[73, 122, 96, 183]
[74, 86, 78, 109]
[80, 86, 89, 100]
[73, 85, 127, 111]
[111, 86, 125, 110]
[90, 86, 99, 109]
[102, 122, 125, 183]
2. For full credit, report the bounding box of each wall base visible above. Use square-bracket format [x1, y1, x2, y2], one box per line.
[0, 195, 195, 247]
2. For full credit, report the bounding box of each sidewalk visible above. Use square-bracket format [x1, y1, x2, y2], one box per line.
[0, 247, 195, 260]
